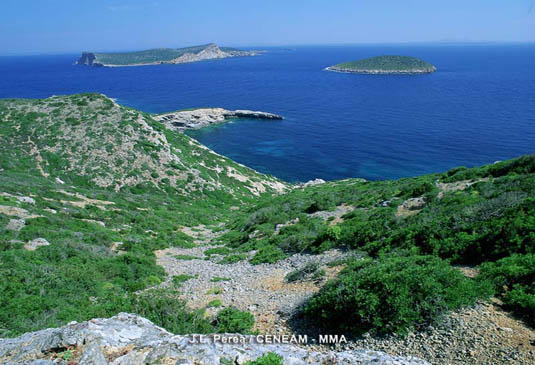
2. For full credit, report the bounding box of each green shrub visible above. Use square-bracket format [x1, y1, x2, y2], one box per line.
[207, 299, 222, 307]
[211, 276, 231, 282]
[204, 247, 233, 257]
[250, 245, 286, 265]
[218, 253, 247, 264]
[174, 254, 201, 260]
[479, 254, 535, 324]
[128, 288, 214, 334]
[325, 225, 342, 241]
[206, 287, 223, 295]
[244, 352, 283, 365]
[172, 274, 196, 286]
[304, 254, 492, 335]
[215, 307, 255, 333]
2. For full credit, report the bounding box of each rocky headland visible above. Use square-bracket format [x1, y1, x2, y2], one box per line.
[153, 108, 283, 132]
[76, 44, 262, 67]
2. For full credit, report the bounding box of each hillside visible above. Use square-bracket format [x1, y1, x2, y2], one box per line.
[76, 43, 260, 67]
[0, 93, 286, 337]
[327, 55, 436, 74]
[1, 95, 534, 364]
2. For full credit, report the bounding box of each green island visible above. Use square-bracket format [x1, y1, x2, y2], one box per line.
[326, 55, 437, 74]
[0, 94, 534, 363]
[76, 43, 260, 67]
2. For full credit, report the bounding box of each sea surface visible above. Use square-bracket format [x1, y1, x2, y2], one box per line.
[1, 44, 534, 182]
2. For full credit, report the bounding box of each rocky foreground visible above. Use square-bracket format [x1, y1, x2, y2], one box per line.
[154, 108, 283, 131]
[0, 313, 428, 365]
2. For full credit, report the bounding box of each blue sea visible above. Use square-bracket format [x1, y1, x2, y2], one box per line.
[1, 44, 534, 182]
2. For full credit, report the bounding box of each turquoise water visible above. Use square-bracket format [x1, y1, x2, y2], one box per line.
[1, 44, 534, 182]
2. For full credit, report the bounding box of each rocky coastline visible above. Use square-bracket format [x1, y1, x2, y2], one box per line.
[153, 108, 283, 132]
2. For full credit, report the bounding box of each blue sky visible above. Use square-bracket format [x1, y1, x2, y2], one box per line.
[1, 0, 534, 55]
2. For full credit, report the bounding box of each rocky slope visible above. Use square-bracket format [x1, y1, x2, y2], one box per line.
[76, 44, 261, 67]
[0, 313, 429, 364]
[0, 94, 286, 195]
[154, 108, 283, 131]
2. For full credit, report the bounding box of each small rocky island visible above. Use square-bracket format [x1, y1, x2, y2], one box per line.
[76, 43, 261, 67]
[326, 55, 436, 74]
[153, 108, 283, 132]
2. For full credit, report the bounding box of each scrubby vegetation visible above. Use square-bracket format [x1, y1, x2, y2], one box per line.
[479, 254, 535, 325]
[224, 156, 535, 266]
[244, 352, 283, 365]
[304, 254, 492, 335]
[220, 155, 535, 334]
[215, 307, 255, 333]
[1, 93, 533, 340]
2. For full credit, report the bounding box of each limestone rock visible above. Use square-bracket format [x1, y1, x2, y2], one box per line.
[24, 238, 51, 251]
[6, 218, 25, 231]
[0, 313, 429, 365]
[154, 108, 283, 132]
[79, 344, 107, 365]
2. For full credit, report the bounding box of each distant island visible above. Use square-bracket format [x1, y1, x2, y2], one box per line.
[326, 55, 436, 74]
[75, 43, 261, 67]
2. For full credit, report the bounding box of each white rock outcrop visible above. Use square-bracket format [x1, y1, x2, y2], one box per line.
[154, 108, 283, 132]
[0, 313, 429, 365]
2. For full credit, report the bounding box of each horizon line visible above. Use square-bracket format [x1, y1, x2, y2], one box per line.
[2, 40, 535, 57]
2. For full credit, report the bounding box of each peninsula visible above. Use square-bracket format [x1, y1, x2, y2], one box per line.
[75, 43, 261, 67]
[326, 55, 436, 74]
[153, 108, 283, 131]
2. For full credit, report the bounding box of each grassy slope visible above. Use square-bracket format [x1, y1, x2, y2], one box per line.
[224, 156, 535, 264]
[0, 94, 285, 336]
[334, 55, 435, 71]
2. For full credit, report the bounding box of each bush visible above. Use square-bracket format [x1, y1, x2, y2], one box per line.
[245, 352, 283, 365]
[304, 254, 492, 335]
[479, 254, 535, 325]
[218, 253, 247, 264]
[129, 288, 214, 334]
[250, 245, 286, 265]
[172, 274, 196, 286]
[215, 307, 255, 333]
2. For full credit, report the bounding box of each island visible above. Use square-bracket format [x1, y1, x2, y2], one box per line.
[75, 43, 261, 67]
[325, 55, 436, 74]
[153, 108, 283, 132]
